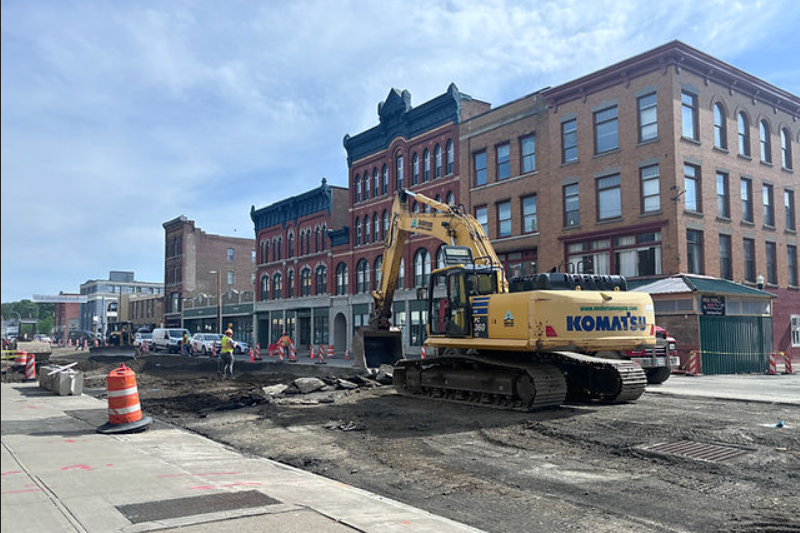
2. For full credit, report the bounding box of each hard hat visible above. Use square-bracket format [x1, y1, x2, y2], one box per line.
[225, 328, 233, 335]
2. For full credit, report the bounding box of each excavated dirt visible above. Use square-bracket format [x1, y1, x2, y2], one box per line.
[23, 349, 800, 532]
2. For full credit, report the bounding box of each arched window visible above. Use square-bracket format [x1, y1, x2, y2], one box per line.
[382, 165, 389, 195]
[272, 273, 283, 300]
[382, 210, 389, 241]
[414, 248, 431, 287]
[760, 120, 772, 163]
[335, 263, 348, 295]
[288, 233, 294, 258]
[316, 265, 327, 294]
[355, 175, 361, 202]
[372, 213, 379, 243]
[435, 194, 442, 213]
[364, 215, 371, 244]
[373, 168, 379, 198]
[299, 231, 305, 256]
[446, 191, 455, 206]
[374, 255, 383, 290]
[355, 218, 362, 246]
[364, 172, 370, 199]
[315, 227, 320, 252]
[713, 103, 727, 149]
[398, 257, 405, 289]
[272, 239, 277, 262]
[287, 270, 295, 298]
[423, 149, 430, 182]
[321, 225, 327, 250]
[356, 259, 370, 293]
[396, 153, 404, 191]
[738, 112, 751, 157]
[305, 231, 311, 255]
[446, 139, 454, 174]
[301, 268, 311, 296]
[412, 153, 420, 185]
[260, 275, 269, 300]
[434, 144, 442, 178]
[782, 128, 793, 169]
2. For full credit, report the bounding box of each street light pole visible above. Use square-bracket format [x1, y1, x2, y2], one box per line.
[210, 270, 222, 333]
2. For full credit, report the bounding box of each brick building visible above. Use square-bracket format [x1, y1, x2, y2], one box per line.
[119, 293, 163, 332]
[250, 178, 349, 351]
[162, 216, 255, 334]
[459, 41, 798, 358]
[339, 84, 490, 354]
[52, 294, 82, 343]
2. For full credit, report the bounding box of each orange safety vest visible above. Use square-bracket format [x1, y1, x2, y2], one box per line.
[279, 335, 292, 347]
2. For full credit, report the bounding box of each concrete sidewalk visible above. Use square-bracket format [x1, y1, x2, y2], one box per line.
[645, 372, 800, 405]
[1, 382, 482, 533]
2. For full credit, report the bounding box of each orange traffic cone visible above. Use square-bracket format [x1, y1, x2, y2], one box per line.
[97, 364, 152, 434]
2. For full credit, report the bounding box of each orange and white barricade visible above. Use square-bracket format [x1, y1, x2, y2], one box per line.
[768, 352, 779, 375]
[97, 364, 152, 434]
[25, 354, 36, 382]
[420, 345, 427, 359]
[344, 348, 350, 361]
[277, 344, 285, 361]
[14, 350, 28, 367]
[687, 350, 700, 375]
[255, 343, 262, 360]
[142, 340, 150, 353]
[316, 344, 327, 364]
[783, 352, 793, 374]
[288, 342, 297, 362]
[327, 345, 334, 359]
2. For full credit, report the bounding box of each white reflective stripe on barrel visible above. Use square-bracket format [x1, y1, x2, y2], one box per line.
[108, 403, 141, 415]
[108, 386, 139, 398]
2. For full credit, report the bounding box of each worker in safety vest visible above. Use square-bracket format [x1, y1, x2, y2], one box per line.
[278, 331, 292, 351]
[220, 328, 237, 379]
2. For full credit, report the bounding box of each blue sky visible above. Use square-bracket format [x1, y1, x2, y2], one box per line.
[2, 0, 799, 303]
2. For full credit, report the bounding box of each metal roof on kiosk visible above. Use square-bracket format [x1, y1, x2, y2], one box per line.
[631, 274, 775, 298]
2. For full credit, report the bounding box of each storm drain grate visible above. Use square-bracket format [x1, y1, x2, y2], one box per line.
[644, 440, 750, 463]
[117, 490, 280, 524]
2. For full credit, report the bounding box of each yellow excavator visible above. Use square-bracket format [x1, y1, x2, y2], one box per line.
[353, 189, 656, 410]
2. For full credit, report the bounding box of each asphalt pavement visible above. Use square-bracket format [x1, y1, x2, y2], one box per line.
[645, 372, 799, 405]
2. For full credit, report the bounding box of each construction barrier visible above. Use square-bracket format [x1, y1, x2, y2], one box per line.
[768, 352, 779, 375]
[25, 354, 36, 382]
[15, 350, 28, 367]
[344, 348, 350, 361]
[687, 350, 700, 375]
[784, 352, 793, 374]
[278, 345, 285, 361]
[420, 345, 427, 359]
[288, 342, 297, 362]
[97, 364, 152, 434]
[327, 345, 334, 359]
[142, 340, 150, 354]
[316, 344, 326, 364]
[255, 343, 262, 360]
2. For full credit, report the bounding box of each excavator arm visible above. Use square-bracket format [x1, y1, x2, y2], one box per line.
[356, 189, 506, 368]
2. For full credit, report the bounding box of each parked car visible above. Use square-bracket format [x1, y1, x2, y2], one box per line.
[133, 332, 152, 348]
[151, 328, 190, 353]
[33, 334, 52, 344]
[190, 333, 222, 355]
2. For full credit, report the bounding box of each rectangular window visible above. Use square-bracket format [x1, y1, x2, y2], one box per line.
[520, 135, 536, 174]
[743, 238, 756, 282]
[766, 242, 777, 285]
[475, 206, 488, 235]
[227, 270, 234, 285]
[792, 315, 800, 347]
[719, 234, 732, 280]
[684, 164, 701, 212]
[497, 201, 511, 238]
[785, 189, 796, 231]
[716, 172, 730, 218]
[640, 165, 660, 213]
[228, 248, 234, 262]
[474, 151, 487, 186]
[396, 155, 404, 191]
[638, 93, 657, 142]
[763, 183, 775, 227]
[681, 91, 698, 140]
[522, 195, 537, 233]
[496, 143, 510, 180]
[686, 229, 703, 274]
[597, 174, 621, 220]
[741, 177, 753, 222]
[562, 119, 578, 163]
[594, 106, 619, 154]
[564, 184, 579, 227]
[789, 245, 798, 287]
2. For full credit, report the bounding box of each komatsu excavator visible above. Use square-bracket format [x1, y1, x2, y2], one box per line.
[353, 189, 656, 410]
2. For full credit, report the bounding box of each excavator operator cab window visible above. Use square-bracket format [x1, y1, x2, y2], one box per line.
[429, 269, 470, 336]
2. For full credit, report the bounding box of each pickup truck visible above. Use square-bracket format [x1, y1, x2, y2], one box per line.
[625, 325, 679, 384]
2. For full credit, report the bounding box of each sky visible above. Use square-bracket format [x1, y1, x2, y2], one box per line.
[2, 0, 799, 303]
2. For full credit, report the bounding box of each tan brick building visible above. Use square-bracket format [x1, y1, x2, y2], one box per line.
[459, 41, 799, 357]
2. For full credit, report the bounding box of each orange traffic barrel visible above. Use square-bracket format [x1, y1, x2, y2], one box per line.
[14, 350, 28, 367]
[97, 364, 152, 434]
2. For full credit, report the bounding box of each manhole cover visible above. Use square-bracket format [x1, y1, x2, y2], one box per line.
[644, 440, 750, 463]
[117, 490, 280, 524]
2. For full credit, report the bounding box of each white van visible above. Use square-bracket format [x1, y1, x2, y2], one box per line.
[151, 328, 190, 353]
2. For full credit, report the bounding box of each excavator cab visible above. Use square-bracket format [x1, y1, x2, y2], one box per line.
[429, 264, 499, 338]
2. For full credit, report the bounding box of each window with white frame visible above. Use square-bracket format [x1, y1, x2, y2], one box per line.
[684, 164, 701, 212]
[681, 92, 698, 140]
[497, 201, 511, 238]
[759, 120, 772, 163]
[641, 164, 660, 213]
[791, 315, 800, 347]
[713, 102, 727, 149]
[520, 134, 536, 173]
[638, 93, 657, 142]
[562, 119, 578, 163]
[522, 195, 537, 233]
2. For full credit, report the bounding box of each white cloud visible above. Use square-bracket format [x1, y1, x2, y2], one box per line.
[2, 0, 798, 301]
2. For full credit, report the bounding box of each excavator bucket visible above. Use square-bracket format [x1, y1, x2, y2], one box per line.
[353, 327, 404, 370]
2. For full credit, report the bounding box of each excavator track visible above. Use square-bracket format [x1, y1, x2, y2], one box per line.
[550, 350, 647, 403]
[392, 354, 567, 411]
